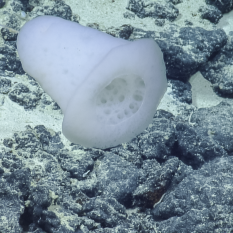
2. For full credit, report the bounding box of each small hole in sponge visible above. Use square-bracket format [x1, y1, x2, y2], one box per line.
[101, 98, 107, 104]
[105, 84, 114, 90]
[135, 77, 145, 88]
[129, 103, 135, 109]
[117, 113, 124, 119]
[129, 103, 139, 113]
[133, 94, 143, 101]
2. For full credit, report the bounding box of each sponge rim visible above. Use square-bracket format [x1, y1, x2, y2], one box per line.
[62, 38, 167, 149]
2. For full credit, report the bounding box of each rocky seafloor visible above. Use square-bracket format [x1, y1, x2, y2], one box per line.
[0, 0, 233, 232]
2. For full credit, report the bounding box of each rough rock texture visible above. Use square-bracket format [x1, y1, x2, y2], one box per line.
[0, 44, 24, 76]
[188, 101, 233, 155]
[8, 83, 43, 109]
[168, 79, 192, 104]
[127, 0, 179, 22]
[153, 156, 233, 232]
[200, 33, 233, 96]
[0, 103, 233, 232]
[206, 0, 233, 13]
[199, 5, 223, 24]
[0, 77, 11, 94]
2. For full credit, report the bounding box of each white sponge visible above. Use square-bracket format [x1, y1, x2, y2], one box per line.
[17, 16, 167, 149]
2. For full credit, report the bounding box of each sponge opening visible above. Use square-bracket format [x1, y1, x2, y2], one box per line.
[95, 74, 145, 125]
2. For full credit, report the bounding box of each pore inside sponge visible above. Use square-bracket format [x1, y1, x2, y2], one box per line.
[95, 74, 145, 125]
[16, 15, 167, 149]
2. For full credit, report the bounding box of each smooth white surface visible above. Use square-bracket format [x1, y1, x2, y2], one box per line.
[17, 16, 167, 149]
[17, 15, 128, 112]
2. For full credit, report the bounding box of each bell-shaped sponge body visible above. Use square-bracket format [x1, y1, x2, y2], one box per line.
[17, 15, 167, 149]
